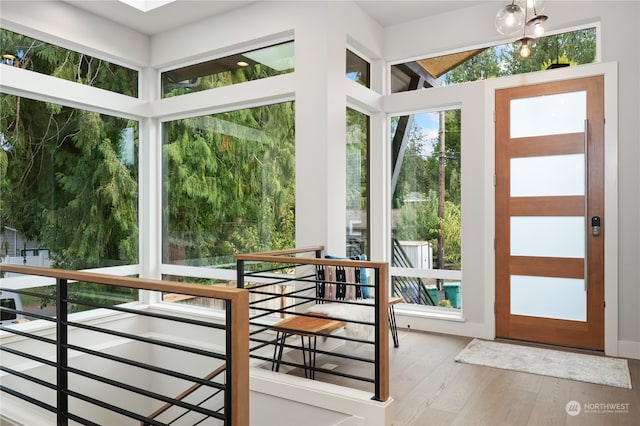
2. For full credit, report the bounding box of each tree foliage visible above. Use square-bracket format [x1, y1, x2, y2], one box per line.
[1, 28, 296, 271]
[1, 29, 139, 268]
[446, 28, 596, 84]
[163, 103, 295, 264]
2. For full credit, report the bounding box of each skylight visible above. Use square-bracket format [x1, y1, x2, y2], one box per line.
[118, 0, 176, 13]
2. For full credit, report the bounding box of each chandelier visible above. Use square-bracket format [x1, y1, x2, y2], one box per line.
[495, 0, 548, 58]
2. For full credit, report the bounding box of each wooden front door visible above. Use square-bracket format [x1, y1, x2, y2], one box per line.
[495, 76, 605, 350]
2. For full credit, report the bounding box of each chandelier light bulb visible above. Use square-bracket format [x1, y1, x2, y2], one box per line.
[515, 36, 535, 58]
[527, 13, 548, 37]
[495, 3, 525, 35]
[533, 21, 545, 37]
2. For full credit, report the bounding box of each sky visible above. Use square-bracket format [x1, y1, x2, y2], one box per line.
[414, 112, 440, 157]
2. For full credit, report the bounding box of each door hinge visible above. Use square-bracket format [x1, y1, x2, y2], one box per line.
[494, 302, 496, 314]
[604, 300, 606, 308]
[493, 174, 496, 186]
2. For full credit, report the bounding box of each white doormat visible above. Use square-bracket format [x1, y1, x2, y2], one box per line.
[455, 338, 632, 389]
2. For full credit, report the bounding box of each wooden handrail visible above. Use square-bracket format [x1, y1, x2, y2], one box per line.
[235, 245, 324, 257]
[142, 364, 227, 426]
[0, 264, 246, 302]
[236, 252, 386, 270]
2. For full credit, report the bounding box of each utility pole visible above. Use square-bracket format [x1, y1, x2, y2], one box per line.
[437, 110, 445, 290]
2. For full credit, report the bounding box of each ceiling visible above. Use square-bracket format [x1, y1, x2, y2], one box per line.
[61, 0, 491, 36]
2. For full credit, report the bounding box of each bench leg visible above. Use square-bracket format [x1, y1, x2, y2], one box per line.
[300, 335, 309, 378]
[272, 331, 288, 372]
[310, 336, 317, 380]
[273, 332, 314, 378]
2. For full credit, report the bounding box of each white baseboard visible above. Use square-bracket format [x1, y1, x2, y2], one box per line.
[618, 340, 640, 360]
[395, 312, 493, 341]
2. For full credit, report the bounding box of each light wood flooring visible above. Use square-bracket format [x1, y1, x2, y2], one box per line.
[260, 327, 639, 425]
[386, 329, 639, 426]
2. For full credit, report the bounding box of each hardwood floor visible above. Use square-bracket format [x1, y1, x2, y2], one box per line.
[388, 329, 640, 426]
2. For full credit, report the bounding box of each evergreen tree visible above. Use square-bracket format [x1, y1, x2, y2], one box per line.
[163, 102, 295, 264]
[1, 29, 139, 268]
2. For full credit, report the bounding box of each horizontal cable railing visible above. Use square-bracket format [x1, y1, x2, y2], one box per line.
[235, 246, 390, 402]
[0, 264, 249, 426]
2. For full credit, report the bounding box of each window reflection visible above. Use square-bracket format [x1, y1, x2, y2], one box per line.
[346, 49, 370, 88]
[161, 41, 294, 98]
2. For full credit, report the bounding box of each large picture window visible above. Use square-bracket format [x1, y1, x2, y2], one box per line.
[0, 95, 139, 270]
[391, 108, 462, 310]
[162, 102, 295, 270]
[346, 107, 369, 257]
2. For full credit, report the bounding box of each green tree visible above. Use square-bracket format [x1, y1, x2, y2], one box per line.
[1, 29, 139, 269]
[441, 200, 461, 268]
[2, 28, 296, 272]
[163, 102, 295, 264]
[443, 28, 596, 82]
[445, 47, 501, 84]
[499, 28, 596, 75]
[392, 120, 431, 209]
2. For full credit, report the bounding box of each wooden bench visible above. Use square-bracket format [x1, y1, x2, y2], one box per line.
[271, 315, 346, 379]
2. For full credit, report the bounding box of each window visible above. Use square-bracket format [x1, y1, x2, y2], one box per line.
[161, 41, 294, 98]
[162, 102, 295, 269]
[1, 29, 139, 97]
[0, 94, 139, 270]
[391, 108, 462, 309]
[390, 27, 596, 93]
[346, 49, 370, 88]
[346, 108, 370, 257]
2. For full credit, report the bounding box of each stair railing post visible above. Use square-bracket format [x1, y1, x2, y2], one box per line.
[57, 278, 68, 426]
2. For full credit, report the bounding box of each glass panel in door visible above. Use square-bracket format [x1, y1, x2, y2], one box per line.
[508, 90, 587, 322]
